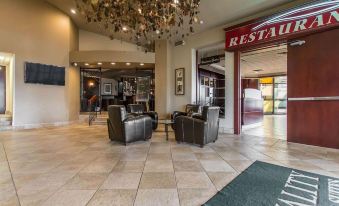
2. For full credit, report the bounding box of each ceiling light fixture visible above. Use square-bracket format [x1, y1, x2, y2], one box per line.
[111, 62, 116, 65]
[200, 20, 204, 24]
[75, 0, 201, 52]
[84, 63, 89, 66]
[140, 63, 144, 66]
[71, 9, 76, 14]
[126, 62, 131, 66]
[73, 63, 78, 66]
[97, 62, 103, 65]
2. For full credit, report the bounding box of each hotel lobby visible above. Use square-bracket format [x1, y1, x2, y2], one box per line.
[1, 0, 339, 206]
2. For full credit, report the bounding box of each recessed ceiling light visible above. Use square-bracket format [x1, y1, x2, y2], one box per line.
[126, 62, 131, 66]
[140, 63, 144, 66]
[111, 62, 116, 65]
[71, 9, 76, 14]
[84, 63, 89, 66]
[199, 20, 204, 24]
[97, 62, 102, 65]
[73, 63, 77, 66]
[122, 26, 128, 31]
[155, 30, 160, 34]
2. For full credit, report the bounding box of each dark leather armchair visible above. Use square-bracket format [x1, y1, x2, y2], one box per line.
[127, 104, 158, 130]
[107, 105, 152, 145]
[174, 106, 220, 147]
[171, 104, 201, 130]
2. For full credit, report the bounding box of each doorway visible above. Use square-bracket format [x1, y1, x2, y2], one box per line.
[240, 44, 287, 140]
[0, 52, 14, 127]
[0, 65, 5, 114]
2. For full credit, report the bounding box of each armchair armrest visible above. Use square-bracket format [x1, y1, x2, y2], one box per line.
[191, 113, 203, 120]
[144, 111, 158, 120]
[172, 111, 188, 120]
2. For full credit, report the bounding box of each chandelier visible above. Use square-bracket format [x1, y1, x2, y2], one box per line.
[75, 0, 201, 51]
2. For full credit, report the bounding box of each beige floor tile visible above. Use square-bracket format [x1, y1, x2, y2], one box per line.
[87, 189, 137, 206]
[226, 160, 254, 172]
[63, 173, 107, 190]
[175, 172, 214, 189]
[147, 153, 172, 161]
[148, 145, 171, 154]
[194, 153, 222, 161]
[80, 161, 117, 174]
[113, 161, 145, 173]
[139, 172, 176, 189]
[143, 160, 174, 172]
[173, 161, 203, 172]
[134, 189, 180, 206]
[207, 172, 238, 191]
[101, 172, 142, 189]
[0, 183, 20, 206]
[41, 189, 96, 206]
[178, 188, 217, 206]
[120, 152, 147, 161]
[18, 187, 58, 206]
[1, 122, 339, 206]
[172, 153, 197, 161]
[199, 160, 236, 172]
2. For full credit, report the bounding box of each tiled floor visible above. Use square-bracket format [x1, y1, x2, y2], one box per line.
[243, 115, 287, 140]
[1, 123, 339, 206]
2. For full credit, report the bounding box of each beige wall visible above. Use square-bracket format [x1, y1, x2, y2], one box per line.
[0, 0, 79, 126]
[79, 30, 141, 52]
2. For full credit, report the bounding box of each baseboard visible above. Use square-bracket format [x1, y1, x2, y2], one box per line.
[219, 127, 234, 134]
[7, 120, 82, 131]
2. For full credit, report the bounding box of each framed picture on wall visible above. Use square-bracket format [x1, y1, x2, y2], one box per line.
[103, 83, 112, 95]
[175, 68, 185, 95]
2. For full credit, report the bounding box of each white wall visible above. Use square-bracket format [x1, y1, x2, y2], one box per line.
[0, 0, 79, 127]
[79, 30, 141, 52]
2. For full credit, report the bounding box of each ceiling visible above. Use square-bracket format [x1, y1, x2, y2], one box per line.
[241, 44, 287, 78]
[46, 0, 292, 44]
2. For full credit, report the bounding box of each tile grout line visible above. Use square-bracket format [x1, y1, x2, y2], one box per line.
[2, 142, 22, 206]
[84, 150, 124, 206]
[170, 139, 182, 206]
[132, 140, 151, 206]
[39, 146, 99, 205]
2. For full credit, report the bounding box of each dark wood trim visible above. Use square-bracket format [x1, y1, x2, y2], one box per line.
[234, 51, 241, 134]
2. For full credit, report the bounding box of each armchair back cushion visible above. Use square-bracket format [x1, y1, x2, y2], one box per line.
[107, 105, 152, 144]
[127, 104, 158, 130]
[185, 104, 201, 114]
[127, 104, 145, 114]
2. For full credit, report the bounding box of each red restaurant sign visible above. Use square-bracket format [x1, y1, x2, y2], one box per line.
[225, 1, 339, 50]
